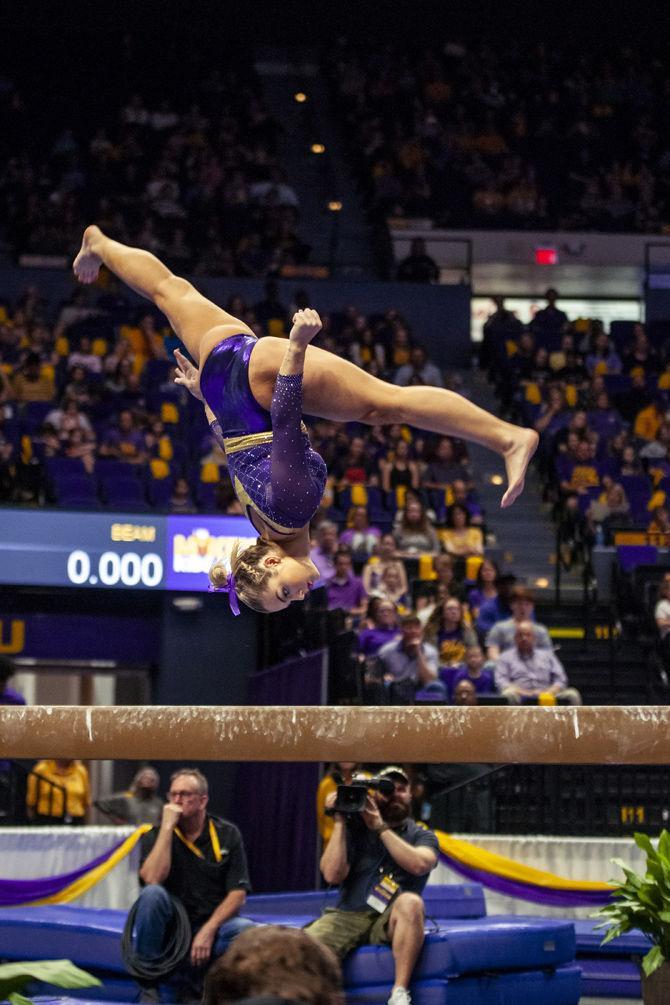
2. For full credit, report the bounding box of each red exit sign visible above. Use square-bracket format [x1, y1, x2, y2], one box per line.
[535, 247, 558, 265]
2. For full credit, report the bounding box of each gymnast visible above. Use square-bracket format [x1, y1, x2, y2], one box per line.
[73, 225, 537, 614]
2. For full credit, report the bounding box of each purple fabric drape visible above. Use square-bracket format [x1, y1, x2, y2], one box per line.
[0, 835, 127, 906]
[440, 852, 615, 907]
[236, 650, 327, 892]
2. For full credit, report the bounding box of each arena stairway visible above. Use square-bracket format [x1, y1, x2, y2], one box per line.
[255, 47, 376, 278]
[464, 371, 586, 602]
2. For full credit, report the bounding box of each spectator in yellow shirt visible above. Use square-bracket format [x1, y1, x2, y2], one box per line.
[12, 353, 55, 403]
[26, 758, 91, 824]
[634, 400, 665, 441]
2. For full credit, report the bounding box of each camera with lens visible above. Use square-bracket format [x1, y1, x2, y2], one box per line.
[325, 774, 395, 816]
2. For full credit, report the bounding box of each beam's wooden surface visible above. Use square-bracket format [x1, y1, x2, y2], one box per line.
[1, 705, 668, 763]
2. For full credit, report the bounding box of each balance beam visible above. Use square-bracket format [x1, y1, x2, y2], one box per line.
[0, 705, 668, 763]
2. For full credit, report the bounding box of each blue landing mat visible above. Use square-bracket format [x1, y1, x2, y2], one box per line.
[345, 965, 582, 1005]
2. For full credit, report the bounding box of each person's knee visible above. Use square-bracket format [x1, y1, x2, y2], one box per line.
[359, 385, 404, 425]
[138, 884, 171, 906]
[392, 893, 425, 927]
[155, 273, 190, 307]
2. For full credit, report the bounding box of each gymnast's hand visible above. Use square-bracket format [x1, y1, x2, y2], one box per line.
[289, 308, 322, 348]
[173, 348, 204, 401]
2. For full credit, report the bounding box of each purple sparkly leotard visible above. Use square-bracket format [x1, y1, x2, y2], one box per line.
[200, 335, 327, 533]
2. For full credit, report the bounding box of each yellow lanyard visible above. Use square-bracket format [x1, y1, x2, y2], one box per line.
[174, 818, 222, 862]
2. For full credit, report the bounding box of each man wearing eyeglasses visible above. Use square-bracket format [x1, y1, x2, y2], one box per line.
[129, 767, 253, 1001]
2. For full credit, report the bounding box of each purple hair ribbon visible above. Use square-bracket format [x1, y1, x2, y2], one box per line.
[208, 559, 241, 616]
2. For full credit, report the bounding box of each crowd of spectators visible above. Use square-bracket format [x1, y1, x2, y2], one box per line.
[0, 71, 309, 277]
[483, 289, 670, 555]
[325, 39, 670, 233]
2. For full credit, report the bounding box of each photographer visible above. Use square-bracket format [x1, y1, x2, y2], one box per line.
[306, 767, 439, 1005]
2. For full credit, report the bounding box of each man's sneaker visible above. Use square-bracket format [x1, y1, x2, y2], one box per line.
[387, 987, 411, 1005]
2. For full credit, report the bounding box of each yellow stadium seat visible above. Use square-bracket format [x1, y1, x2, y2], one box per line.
[158, 436, 173, 461]
[1, 363, 13, 376]
[350, 484, 368, 507]
[200, 462, 220, 483]
[55, 336, 70, 357]
[418, 554, 436, 580]
[658, 372, 670, 390]
[21, 435, 32, 463]
[573, 317, 589, 333]
[444, 486, 454, 507]
[505, 340, 518, 357]
[395, 485, 407, 510]
[524, 382, 541, 405]
[267, 318, 287, 338]
[150, 458, 170, 480]
[41, 363, 55, 380]
[160, 402, 179, 424]
[648, 490, 666, 511]
[465, 555, 484, 581]
[565, 384, 577, 407]
[92, 337, 108, 356]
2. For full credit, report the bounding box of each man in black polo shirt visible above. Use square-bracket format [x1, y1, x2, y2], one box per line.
[130, 767, 253, 995]
[306, 766, 438, 1005]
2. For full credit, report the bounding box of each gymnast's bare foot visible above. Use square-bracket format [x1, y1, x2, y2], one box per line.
[500, 427, 539, 508]
[73, 225, 103, 284]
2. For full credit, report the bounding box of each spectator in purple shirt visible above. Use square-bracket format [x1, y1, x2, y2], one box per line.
[358, 599, 400, 657]
[100, 409, 147, 464]
[326, 550, 367, 618]
[309, 521, 339, 589]
[494, 621, 581, 704]
[450, 645, 496, 699]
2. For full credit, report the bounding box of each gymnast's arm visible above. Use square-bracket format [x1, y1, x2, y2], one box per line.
[268, 310, 322, 511]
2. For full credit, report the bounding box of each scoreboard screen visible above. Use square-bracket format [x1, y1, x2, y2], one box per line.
[0, 509, 256, 591]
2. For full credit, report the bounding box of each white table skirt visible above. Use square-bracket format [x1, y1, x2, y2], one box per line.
[0, 828, 647, 918]
[0, 826, 140, 910]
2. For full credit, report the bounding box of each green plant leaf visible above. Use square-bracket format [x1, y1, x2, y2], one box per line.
[0, 960, 101, 1000]
[642, 944, 666, 977]
[8, 994, 34, 1005]
[635, 832, 658, 859]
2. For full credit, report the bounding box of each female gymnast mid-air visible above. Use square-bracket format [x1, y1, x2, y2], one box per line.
[73, 226, 537, 614]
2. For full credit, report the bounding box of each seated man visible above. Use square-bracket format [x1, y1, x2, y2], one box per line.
[375, 614, 446, 702]
[494, 621, 582, 705]
[129, 767, 253, 1000]
[326, 549, 368, 618]
[485, 586, 552, 660]
[307, 765, 439, 1005]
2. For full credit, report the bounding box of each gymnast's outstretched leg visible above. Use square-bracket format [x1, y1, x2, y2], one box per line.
[73, 226, 253, 363]
[249, 337, 538, 508]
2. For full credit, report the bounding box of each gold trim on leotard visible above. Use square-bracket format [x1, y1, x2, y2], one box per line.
[233, 476, 297, 535]
[223, 422, 309, 456]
